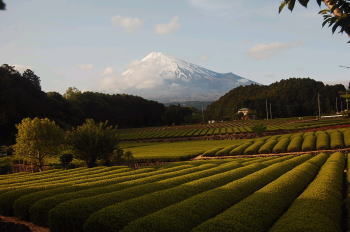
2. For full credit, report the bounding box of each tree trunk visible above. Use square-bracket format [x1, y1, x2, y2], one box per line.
[323, 0, 350, 36]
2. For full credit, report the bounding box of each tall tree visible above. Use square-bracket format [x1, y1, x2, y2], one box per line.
[0, 0, 5, 10]
[279, 0, 350, 39]
[14, 118, 64, 171]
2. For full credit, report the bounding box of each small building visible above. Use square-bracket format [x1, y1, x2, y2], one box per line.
[237, 108, 250, 116]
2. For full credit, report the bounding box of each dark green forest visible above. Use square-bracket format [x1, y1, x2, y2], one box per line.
[206, 78, 347, 120]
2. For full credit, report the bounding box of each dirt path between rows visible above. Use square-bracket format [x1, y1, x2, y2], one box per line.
[0, 215, 50, 232]
[193, 147, 350, 160]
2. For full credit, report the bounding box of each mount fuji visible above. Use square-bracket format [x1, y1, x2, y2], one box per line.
[113, 52, 257, 103]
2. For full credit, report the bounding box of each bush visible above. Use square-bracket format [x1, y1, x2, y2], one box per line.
[215, 145, 239, 156]
[302, 135, 316, 151]
[316, 132, 330, 150]
[250, 124, 267, 136]
[120, 155, 311, 232]
[329, 131, 344, 149]
[191, 153, 328, 232]
[202, 147, 223, 157]
[0, 157, 12, 174]
[229, 142, 253, 155]
[59, 153, 73, 169]
[269, 152, 344, 232]
[344, 130, 350, 147]
[244, 140, 265, 155]
[48, 163, 230, 232]
[286, 136, 303, 152]
[272, 138, 290, 153]
[258, 140, 277, 154]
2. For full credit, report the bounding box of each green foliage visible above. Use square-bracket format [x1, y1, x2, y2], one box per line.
[215, 144, 239, 156]
[202, 147, 223, 156]
[230, 142, 253, 155]
[14, 118, 64, 171]
[316, 132, 330, 150]
[68, 119, 119, 167]
[279, 0, 350, 40]
[244, 140, 265, 155]
[251, 124, 267, 136]
[258, 140, 278, 153]
[59, 153, 73, 169]
[191, 153, 328, 232]
[120, 155, 311, 232]
[272, 138, 290, 153]
[287, 135, 303, 152]
[329, 131, 344, 148]
[302, 134, 316, 151]
[269, 152, 344, 232]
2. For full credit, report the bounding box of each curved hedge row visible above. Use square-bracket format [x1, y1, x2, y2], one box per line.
[301, 134, 316, 151]
[329, 131, 344, 149]
[191, 153, 329, 232]
[229, 142, 253, 155]
[286, 136, 303, 152]
[316, 132, 329, 150]
[272, 138, 290, 153]
[202, 147, 223, 157]
[258, 140, 277, 154]
[269, 152, 344, 232]
[48, 162, 241, 232]
[120, 155, 311, 232]
[244, 140, 265, 155]
[215, 145, 239, 156]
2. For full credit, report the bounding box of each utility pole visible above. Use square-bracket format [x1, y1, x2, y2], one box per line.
[269, 103, 272, 119]
[265, 99, 269, 120]
[201, 105, 205, 123]
[318, 93, 321, 118]
[336, 97, 338, 113]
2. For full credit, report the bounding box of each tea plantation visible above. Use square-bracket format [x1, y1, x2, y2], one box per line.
[0, 152, 348, 232]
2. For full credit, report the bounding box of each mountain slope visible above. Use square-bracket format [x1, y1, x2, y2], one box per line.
[118, 52, 256, 102]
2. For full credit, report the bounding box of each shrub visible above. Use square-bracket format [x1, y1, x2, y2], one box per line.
[48, 163, 235, 232]
[202, 147, 223, 157]
[0, 157, 12, 174]
[272, 138, 290, 153]
[191, 153, 328, 232]
[83, 162, 265, 232]
[286, 136, 303, 152]
[59, 153, 73, 169]
[250, 124, 267, 136]
[244, 140, 265, 155]
[316, 132, 330, 150]
[120, 155, 312, 232]
[215, 145, 239, 156]
[344, 130, 350, 147]
[329, 131, 344, 149]
[302, 135, 316, 151]
[269, 152, 344, 232]
[258, 140, 277, 154]
[229, 142, 253, 155]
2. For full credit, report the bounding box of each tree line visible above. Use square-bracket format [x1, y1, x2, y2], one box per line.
[206, 78, 348, 120]
[0, 64, 196, 144]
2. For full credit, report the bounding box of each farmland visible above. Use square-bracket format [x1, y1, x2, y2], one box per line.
[118, 117, 350, 141]
[0, 152, 348, 232]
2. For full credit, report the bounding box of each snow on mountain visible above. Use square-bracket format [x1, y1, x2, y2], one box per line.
[112, 52, 257, 102]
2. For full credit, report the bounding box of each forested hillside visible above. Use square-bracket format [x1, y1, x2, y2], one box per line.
[0, 65, 166, 143]
[206, 78, 346, 120]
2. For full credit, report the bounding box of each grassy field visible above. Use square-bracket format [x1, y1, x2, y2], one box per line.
[0, 152, 347, 232]
[118, 117, 350, 141]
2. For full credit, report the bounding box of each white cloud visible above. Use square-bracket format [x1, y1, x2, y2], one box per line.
[102, 67, 114, 76]
[111, 15, 143, 32]
[154, 16, 180, 35]
[79, 64, 94, 71]
[13, 64, 31, 73]
[200, 55, 209, 61]
[248, 42, 298, 60]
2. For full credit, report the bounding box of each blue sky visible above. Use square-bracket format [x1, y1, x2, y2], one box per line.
[0, 0, 349, 94]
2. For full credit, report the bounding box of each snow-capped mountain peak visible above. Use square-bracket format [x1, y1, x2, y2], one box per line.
[115, 52, 257, 102]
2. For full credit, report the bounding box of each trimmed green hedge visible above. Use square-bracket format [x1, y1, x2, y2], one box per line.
[120, 155, 311, 232]
[229, 142, 253, 155]
[48, 163, 236, 232]
[316, 132, 330, 150]
[269, 152, 344, 232]
[302, 135, 316, 151]
[244, 140, 265, 155]
[258, 140, 277, 154]
[344, 130, 350, 147]
[215, 145, 239, 156]
[83, 162, 271, 232]
[29, 164, 194, 226]
[191, 153, 328, 232]
[329, 131, 344, 149]
[202, 147, 223, 157]
[286, 136, 303, 152]
[272, 138, 290, 153]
